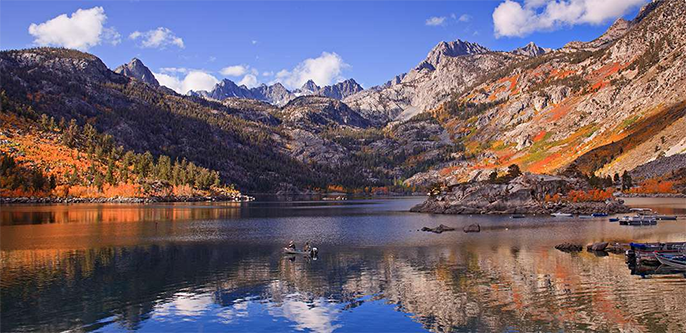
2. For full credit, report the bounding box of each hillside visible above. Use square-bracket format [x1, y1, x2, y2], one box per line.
[0, 109, 242, 200]
[403, 0, 686, 190]
[0, 48, 438, 194]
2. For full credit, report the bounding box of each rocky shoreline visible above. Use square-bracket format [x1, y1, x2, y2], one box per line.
[617, 193, 686, 198]
[0, 194, 255, 205]
[410, 174, 630, 215]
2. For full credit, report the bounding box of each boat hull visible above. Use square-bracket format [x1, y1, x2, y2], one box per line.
[656, 253, 686, 270]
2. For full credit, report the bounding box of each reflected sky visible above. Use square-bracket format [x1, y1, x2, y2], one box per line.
[1, 198, 685, 332]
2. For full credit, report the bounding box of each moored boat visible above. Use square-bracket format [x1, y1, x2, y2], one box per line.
[656, 215, 678, 220]
[655, 252, 686, 270]
[626, 242, 686, 265]
[511, 214, 526, 219]
[592, 213, 608, 217]
[551, 212, 573, 217]
[609, 217, 619, 222]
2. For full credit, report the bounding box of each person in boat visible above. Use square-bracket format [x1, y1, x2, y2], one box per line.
[303, 242, 311, 252]
[287, 240, 296, 251]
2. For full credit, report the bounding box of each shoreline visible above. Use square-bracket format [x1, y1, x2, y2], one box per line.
[0, 194, 255, 205]
[617, 193, 686, 198]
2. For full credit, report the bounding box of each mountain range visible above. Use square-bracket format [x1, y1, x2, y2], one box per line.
[187, 77, 363, 106]
[1, 0, 685, 195]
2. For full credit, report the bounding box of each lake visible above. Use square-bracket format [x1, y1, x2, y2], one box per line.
[1, 197, 686, 332]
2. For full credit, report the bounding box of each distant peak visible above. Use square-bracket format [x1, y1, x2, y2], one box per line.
[114, 57, 159, 87]
[419, 39, 490, 70]
[512, 42, 549, 57]
[301, 79, 320, 91]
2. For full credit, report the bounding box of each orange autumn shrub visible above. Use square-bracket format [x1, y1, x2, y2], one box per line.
[544, 193, 562, 202]
[628, 179, 676, 194]
[173, 184, 195, 196]
[67, 183, 144, 198]
[567, 189, 614, 202]
[327, 185, 345, 192]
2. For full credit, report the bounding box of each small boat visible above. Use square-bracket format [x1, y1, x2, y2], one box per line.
[608, 217, 619, 222]
[656, 215, 678, 220]
[619, 215, 657, 226]
[284, 247, 319, 257]
[592, 213, 608, 217]
[551, 212, 573, 217]
[655, 252, 686, 270]
[284, 248, 310, 255]
[626, 243, 686, 265]
[511, 214, 526, 219]
[578, 215, 594, 219]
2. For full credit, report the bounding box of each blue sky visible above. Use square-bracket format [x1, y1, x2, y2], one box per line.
[0, 1, 648, 93]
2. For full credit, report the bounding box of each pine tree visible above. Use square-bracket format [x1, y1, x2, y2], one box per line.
[94, 172, 104, 191]
[105, 160, 116, 186]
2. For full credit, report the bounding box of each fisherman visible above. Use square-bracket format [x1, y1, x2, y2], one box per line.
[303, 242, 311, 252]
[287, 240, 296, 251]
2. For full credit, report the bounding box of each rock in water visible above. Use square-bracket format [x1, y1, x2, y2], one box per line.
[589, 242, 609, 252]
[421, 224, 456, 234]
[555, 243, 583, 252]
[463, 224, 481, 233]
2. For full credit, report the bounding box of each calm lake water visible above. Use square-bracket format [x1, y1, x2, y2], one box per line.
[2, 197, 686, 332]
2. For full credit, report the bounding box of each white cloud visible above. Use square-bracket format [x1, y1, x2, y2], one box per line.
[459, 14, 472, 22]
[159, 67, 188, 74]
[493, 0, 648, 38]
[425, 16, 447, 26]
[238, 74, 258, 88]
[274, 52, 348, 89]
[154, 70, 218, 94]
[251, 40, 258, 45]
[262, 71, 274, 77]
[220, 65, 248, 76]
[129, 27, 184, 49]
[28, 7, 120, 50]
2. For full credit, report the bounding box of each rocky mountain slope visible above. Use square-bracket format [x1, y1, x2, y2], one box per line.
[342, 40, 525, 124]
[404, 0, 686, 188]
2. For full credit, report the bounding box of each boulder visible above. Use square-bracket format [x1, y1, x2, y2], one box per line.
[555, 243, 583, 252]
[463, 224, 481, 233]
[421, 224, 456, 234]
[588, 242, 609, 251]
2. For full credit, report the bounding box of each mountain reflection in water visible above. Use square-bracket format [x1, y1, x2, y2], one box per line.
[1, 198, 685, 332]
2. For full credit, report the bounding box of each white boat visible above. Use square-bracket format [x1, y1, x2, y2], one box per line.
[551, 212, 573, 217]
[655, 252, 686, 270]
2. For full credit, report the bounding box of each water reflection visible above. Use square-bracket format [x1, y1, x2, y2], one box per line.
[1, 198, 686, 332]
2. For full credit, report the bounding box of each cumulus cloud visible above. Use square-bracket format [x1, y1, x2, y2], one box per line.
[274, 52, 348, 89]
[220, 65, 248, 76]
[154, 70, 218, 94]
[425, 16, 447, 26]
[28, 7, 120, 50]
[130, 27, 184, 49]
[493, 0, 648, 38]
[238, 74, 259, 88]
[262, 71, 274, 77]
[459, 14, 472, 22]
